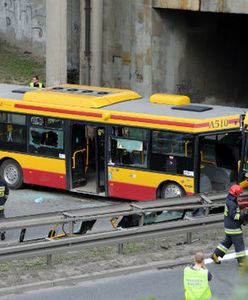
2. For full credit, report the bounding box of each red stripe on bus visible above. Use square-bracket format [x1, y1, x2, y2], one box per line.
[23, 169, 66, 189]
[108, 181, 156, 201]
[15, 104, 102, 118]
[112, 116, 240, 128]
[111, 115, 195, 128]
[15, 104, 239, 129]
[228, 118, 240, 124]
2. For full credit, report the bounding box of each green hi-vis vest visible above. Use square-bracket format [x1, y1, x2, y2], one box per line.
[29, 82, 43, 88]
[184, 266, 212, 300]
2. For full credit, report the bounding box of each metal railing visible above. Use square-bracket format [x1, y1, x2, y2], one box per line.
[0, 191, 247, 263]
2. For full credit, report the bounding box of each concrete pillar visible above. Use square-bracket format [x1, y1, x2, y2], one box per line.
[46, 0, 67, 86]
[79, 0, 103, 86]
[91, 0, 103, 86]
[79, 0, 87, 84]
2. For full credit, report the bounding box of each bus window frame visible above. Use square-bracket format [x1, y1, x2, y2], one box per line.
[150, 129, 195, 176]
[198, 129, 243, 193]
[27, 115, 65, 159]
[0, 111, 27, 152]
[109, 125, 150, 169]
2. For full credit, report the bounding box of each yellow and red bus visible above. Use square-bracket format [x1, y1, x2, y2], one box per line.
[0, 83, 247, 201]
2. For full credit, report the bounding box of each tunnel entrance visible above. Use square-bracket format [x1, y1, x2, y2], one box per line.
[153, 9, 248, 107]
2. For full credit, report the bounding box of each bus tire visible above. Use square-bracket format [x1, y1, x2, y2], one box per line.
[161, 182, 185, 199]
[0, 159, 23, 189]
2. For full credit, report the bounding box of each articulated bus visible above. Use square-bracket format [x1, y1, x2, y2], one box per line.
[0, 83, 247, 202]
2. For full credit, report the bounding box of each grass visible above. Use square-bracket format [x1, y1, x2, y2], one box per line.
[0, 39, 45, 85]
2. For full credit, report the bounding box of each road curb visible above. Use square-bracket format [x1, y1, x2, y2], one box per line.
[0, 257, 193, 296]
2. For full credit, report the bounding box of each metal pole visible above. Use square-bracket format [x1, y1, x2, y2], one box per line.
[84, 0, 91, 85]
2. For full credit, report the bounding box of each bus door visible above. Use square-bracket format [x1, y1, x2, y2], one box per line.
[95, 127, 106, 193]
[199, 131, 242, 193]
[71, 123, 87, 188]
[70, 122, 106, 195]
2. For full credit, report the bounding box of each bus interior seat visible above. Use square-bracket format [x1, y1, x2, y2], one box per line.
[200, 173, 212, 193]
[131, 150, 142, 164]
[201, 165, 234, 191]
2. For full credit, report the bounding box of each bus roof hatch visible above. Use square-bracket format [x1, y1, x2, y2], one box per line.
[22, 84, 141, 108]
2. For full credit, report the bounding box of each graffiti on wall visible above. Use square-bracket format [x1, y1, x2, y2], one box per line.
[0, 0, 45, 44]
[176, 80, 201, 100]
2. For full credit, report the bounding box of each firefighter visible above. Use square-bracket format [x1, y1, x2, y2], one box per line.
[0, 176, 9, 218]
[184, 251, 213, 300]
[211, 184, 248, 266]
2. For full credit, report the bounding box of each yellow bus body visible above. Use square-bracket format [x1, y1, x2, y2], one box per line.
[0, 84, 246, 201]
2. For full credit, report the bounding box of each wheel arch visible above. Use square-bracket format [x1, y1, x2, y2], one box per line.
[0, 157, 16, 168]
[0, 158, 24, 189]
[156, 180, 186, 198]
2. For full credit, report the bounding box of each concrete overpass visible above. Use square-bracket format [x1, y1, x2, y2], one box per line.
[1, 0, 248, 106]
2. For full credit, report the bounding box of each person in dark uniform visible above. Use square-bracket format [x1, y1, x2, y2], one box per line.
[211, 184, 248, 266]
[0, 176, 9, 218]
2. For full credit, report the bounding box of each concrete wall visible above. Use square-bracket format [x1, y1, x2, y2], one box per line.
[102, 1, 248, 105]
[152, 9, 248, 106]
[0, 0, 46, 57]
[1, 0, 248, 106]
[102, 0, 153, 96]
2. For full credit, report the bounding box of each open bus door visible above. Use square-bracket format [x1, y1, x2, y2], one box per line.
[70, 122, 106, 195]
[95, 127, 106, 193]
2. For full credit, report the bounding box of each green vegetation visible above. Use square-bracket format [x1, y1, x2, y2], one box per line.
[0, 38, 45, 85]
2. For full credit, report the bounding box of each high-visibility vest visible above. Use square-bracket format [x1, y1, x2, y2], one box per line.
[184, 266, 212, 300]
[29, 82, 43, 88]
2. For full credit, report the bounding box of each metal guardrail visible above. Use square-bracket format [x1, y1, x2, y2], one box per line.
[0, 191, 247, 262]
[1, 190, 243, 230]
[0, 214, 223, 261]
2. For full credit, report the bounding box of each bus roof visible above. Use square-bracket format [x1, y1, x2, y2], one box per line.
[0, 83, 247, 133]
[0, 84, 141, 108]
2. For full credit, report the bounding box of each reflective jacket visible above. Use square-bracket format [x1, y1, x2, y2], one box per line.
[184, 266, 212, 300]
[0, 179, 9, 210]
[29, 82, 44, 88]
[224, 194, 245, 234]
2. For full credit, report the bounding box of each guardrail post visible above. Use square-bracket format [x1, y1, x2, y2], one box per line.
[186, 232, 192, 244]
[118, 243, 124, 255]
[47, 254, 53, 267]
[139, 214, 144, 226]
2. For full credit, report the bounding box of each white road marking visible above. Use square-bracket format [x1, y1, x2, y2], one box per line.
[205, 249, 248, 264]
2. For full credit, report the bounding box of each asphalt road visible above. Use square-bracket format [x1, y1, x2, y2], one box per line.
[4, 186, 119, 218]
[0, 258, 246, 300]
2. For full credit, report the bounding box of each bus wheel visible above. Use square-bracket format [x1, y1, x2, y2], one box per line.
[161, 182, 185, 199]
[0, 159, 23, 189]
